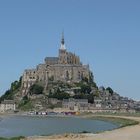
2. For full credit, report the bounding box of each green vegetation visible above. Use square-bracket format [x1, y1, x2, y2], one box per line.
[18, 96, 33, 111]
[93, 111, 140, 117]
[47, 103, 62, 109]
[0, 90, 13, 101]
[0, 136, 24, 140]
[0, 71, 117, 111]
[0, 77, 22, 101]
[48, 90, 70, 100]
[47, 78, 99, 103]
[106, 87, 114, 95]
[11, 77, 22, 91]
[80, 84, 91, 94]
[29, 84, 44, 95]
[90, 116, 139, 128]
[18, 100, 34, 111]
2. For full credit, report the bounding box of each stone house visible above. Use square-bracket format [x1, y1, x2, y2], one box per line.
[94, 98, 102, 108]
[0, 100, 16, 112]
[62, 98, 89, 111]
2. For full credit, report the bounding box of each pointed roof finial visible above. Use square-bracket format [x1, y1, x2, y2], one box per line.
[61, 31, 64, 45]
[60, 31, 66, 50]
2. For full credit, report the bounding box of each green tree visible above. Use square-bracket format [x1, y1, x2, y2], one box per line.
[106, 87, 114, 95]
[81, 84, 91, 94]
[73, 93, 85, 99]
[87, 94, 94, 104]
[22, 95, 29, 105]
[82, 77, 89, 83]
[48, 92, 70, 100]
[29, 84, 44, 95]
[11, 76, 22, 91]
[0, 90, 13, 101]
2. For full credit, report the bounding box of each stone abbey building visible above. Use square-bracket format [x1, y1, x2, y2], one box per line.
[21, 34, 91, 96]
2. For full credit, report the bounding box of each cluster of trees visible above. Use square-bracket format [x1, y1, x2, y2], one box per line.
[106, 87, 114, 95]
[29, 84, 44, 95]
[48, 92, 70, 100]
[47, 79, 100, 103]
[48, 88, 70, 100]
[0, 77, 22, 101]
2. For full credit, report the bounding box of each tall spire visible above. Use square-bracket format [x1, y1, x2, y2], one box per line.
[60, 32, 66, 50]
[61, 32, 64, 45]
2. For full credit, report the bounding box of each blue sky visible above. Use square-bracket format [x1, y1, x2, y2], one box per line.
[0, 0, 140, 100]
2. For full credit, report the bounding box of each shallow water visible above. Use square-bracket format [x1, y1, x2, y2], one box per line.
[0, 115, 118, 137]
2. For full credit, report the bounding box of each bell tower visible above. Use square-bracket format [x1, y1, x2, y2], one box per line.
[59, 32, 67, 64]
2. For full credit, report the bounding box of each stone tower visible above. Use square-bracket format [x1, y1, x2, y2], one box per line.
[59, 33, 67, 64]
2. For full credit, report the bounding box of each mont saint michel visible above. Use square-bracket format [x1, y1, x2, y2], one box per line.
[1, 34, 139, 139]
[0, 34, 139, 114]
[21, 34, 91, 96]
[0, 0, 140, 140]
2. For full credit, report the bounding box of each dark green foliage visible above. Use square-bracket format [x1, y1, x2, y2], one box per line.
[80, 84, 91, 94]
[10, 76, 22, 92]
[18, 95, 30, 108]
[106, 87, 114, 95]
[56, 88, 61, 94]
[18, 96, 34, 111]
[22, 95, 29, 104]
[18, 101, 33, 111]
[29, 84, 44, 95]
[81, 77, 89, 83]
[48, 92, 70, 100]
[75, 81, 92, 94]
[0, 136, 25, 140]
[0, 90, 13, 101]
[73, 93, 85, 99]
[91, 82, 98, 89]
[0, 77, 22, 101]
[11, 77, 22, 91]
[56, 81, 72, 89]
[87, 94, 94, 104]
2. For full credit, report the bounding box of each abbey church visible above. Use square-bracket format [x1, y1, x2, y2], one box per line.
[21, 34, 91, 96]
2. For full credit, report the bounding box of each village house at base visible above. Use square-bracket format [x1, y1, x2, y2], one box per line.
[21, 34, 91, 96]
[0, 100, 16, 112]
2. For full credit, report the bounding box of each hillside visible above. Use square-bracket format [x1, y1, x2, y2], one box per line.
[1, 73, 138, 112]
[0, 74, 100, 111]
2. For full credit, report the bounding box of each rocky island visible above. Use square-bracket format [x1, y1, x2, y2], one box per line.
[0, 34, 140, 114]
